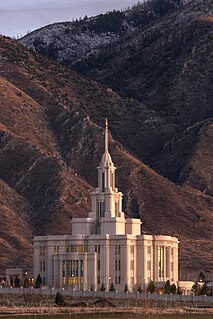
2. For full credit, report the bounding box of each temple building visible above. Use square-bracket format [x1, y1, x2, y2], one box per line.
[33, 120, 179, 291]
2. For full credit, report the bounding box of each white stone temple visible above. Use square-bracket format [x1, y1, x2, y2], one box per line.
[33, 120, 179, 291]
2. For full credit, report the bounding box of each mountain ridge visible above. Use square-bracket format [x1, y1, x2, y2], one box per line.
[20, 0, 213, 197]
[0, 3, 212, 280]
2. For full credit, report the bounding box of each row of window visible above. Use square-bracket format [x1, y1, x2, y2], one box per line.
[66, 245, 88, 253]
[146, 246, 174, 256]
[101, 171, 115, 192]
[62, 276, 83, 285]
[158, 246, 174, 278]
[62, 260, 84, 278]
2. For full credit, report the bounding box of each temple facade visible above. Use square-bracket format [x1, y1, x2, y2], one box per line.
[33, 120, 178, 291]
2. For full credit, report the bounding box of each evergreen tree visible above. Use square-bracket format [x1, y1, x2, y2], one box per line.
[124, 283, 129, 292]
[109, 282, 116, 292]
[170, 283, 177, 295]
[137, 285, 143, 293]
[200, 282, 209, 296]
[198, 271, 205, 282]
[177, 286, 183, 295]
[14, 276, 20, 288]
[164, 280, 171, 294]
[34, 274, 42, 288]
[191, 281, 200, 296]
[100, 282, 106, 291]
[147, 280, 156, 293]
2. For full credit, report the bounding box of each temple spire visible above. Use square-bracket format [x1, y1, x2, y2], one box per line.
[105, 118, 108, 153]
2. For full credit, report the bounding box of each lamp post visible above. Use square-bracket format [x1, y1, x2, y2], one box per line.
[109, 276, 111, 291]
[72, 274, 74, 296]
[24, 272, 28, 288]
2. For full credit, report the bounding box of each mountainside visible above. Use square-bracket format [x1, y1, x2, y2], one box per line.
[20, 0, 213, 197]
[0, 35, 213, 280]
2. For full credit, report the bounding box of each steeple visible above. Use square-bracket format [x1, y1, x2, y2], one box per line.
[101, 118, 112, 163]
[105, 118, 108, 153]
[89, 118, 125, 234]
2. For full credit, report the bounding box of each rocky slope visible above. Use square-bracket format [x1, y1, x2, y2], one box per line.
[20, 0, 213, 197]
[0, 35, 213, 280]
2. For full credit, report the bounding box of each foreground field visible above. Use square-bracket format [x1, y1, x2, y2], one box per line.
[0, 313, 213, 319]
[1, 307, 213, 319]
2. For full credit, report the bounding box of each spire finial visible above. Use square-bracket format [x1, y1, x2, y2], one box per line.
[105, 118, 108, 152]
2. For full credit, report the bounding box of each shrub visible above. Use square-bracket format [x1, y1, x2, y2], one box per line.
[55, 292, 65, 306]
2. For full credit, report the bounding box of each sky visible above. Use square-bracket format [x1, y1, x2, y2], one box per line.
[0, 0, 138, 38]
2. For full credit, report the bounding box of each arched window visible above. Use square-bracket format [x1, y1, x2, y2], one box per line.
[102, 173, 105, 192]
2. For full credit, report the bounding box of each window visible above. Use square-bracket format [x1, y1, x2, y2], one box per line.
[71, 245, 83, 252]
[147, 260, 151, 271]
[111, 172, 114, 188]
[171, 262, 174, 272]
[95, 245, 100, 253]
[102, 173, 105, 192]
[118, 276, 121, 284]
[66, 260, 79, 279]
[40, 246, 46, 256]
[130, 260, 134, 270]
[118, 260, 121, 271]
[115, 201, 119, 216]
[98, 260, 100, 271]
[84, 245, 88, 252]
[63, 261, 65, 277]
[147, 246, 151, 255]
[158, 246, 164, 278]
[80, 260, 84, 277]
[40, 261, 45, 272]
[98, 276, 100, 284]
[75, 245, 82, 252]
[54, 246, 59, 253]
[130, 245, 134, 254]
[171, 247, 174, 256]
[66, 246, 70, 253]
[115, 276, 117, 284]
[115, 260, 117, 271]
[98, 202, 105, 218]
[166, 247, 170, 277]
[115, 245, 120, 255]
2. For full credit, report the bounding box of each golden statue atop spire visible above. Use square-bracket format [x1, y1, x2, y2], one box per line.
[106, 118, 108, 129]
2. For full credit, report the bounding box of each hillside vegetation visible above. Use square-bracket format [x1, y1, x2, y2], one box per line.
[0, 0, 212, 279]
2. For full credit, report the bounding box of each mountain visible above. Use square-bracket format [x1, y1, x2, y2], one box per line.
[0, 35, 213, 280]
[20, 0, 213, 197]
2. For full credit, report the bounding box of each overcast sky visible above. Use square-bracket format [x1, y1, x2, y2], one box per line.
[0, 0, 138, 38]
